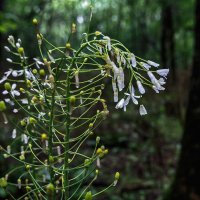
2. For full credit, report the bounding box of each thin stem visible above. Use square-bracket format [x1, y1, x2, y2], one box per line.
[63, 68, 71, 199]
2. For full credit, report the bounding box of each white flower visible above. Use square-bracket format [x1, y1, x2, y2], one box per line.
[141, 62, 151, 70]
[139, 105, 147, 115]
[131, 53, 136, 68]
[6, 58, 13, 63]
[75, 71, 79, 88]
[103, 36, 111, 51]
[147, 60, 159, 67]
[16, 42, 20, 48]
[8, 35, 15, 47]
[12, 129, 17, 139]
[33, 58, 44, 68]
[4, 46, 11, 52]
[156, 69, 169, 78]
[117, 67, 124, 91]
[158, 78, 166, 85]
[48, 52, 55, 63]
[115, 98, 125, 109]
[21, 99, 28, 104]
[137, 80, 145, 94]
[3, 83, 20, 97]
[129, 85, 140, 105]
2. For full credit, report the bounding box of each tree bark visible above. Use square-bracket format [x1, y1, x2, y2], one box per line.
[165, 0, 200, 199]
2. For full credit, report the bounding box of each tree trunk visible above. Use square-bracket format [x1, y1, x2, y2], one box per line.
[165, 0, 200, 199]
[161, 2, 176, 81]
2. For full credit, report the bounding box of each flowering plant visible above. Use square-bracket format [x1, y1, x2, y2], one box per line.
[0, 18, 169, 200]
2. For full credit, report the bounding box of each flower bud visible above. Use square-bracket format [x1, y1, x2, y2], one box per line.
[115, 172, 120, 180]
[89, 123, 93, 129]
[49, 156, 54, 163]
[41, 133, 48, 141]
[71, 23, 76, 33]
[19, 154, 25, 160]
[0, 177, 7, 188]
[26, 80, 32, 88]
[0, 101, 6, 112]
[32, 69, 38, 74]
[18, 47, 24, 55]
[95, 31, 101, 36]
[46, 183, 55, 195]
[32, 18, 38, 25]
[85, 191, 92, 200]
[96, 136, 100, 144]
[20, 119, 27, 127]
[69, 95, 76, 105]
[4, 82, 11, 91]
[66, 43, 71, 49]
[29, 117, 37, 124]
[39, 69, 45, 76]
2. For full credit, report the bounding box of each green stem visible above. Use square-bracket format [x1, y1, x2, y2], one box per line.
[63, 68, 71, 199]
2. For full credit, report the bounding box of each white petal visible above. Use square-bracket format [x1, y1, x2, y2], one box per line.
[139, 105, 147, 116]
[115, 98, 125, 109]
[12, 70, 18, 77]
[2, 90, 8, 95]
[137, 80, 145, 94]
[147, 60, 159, 67]
[156, 69, 169, 77]
[12, 84, 16, 90]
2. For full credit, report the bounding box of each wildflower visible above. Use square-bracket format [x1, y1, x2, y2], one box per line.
[137, 80, 145, 94]
[123, 94, 131, 111]
[3, 83, 20, 97]
[75, 70, 79, 88]
[130, 53, 136, 68]
[139, 105, 147, 116]
[113, 172, 120, 186]
[129, 85, 140, 105]
[8, 35, 15, 47]
[115, 98, 125, 109]
[147, 60, 159, 67]
[33, 58, 44, 68]
[117, 67, 125, 91]
[6, 58, 13, 63]
[12, 129, 17, 139]
[4, 46, 10, 52]
[141, 62, 151, 70]
[17, 179, 21, 189]
[103, 36, 111, 51]
[156, 69, 169, 78]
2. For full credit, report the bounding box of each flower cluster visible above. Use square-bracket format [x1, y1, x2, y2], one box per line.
[0, 20, 169, 199]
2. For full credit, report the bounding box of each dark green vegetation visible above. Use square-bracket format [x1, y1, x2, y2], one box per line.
[0, 0, 199, 199]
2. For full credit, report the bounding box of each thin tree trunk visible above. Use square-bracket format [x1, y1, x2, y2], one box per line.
[161, 2, 176, 81]
[165, 0, 200, 199]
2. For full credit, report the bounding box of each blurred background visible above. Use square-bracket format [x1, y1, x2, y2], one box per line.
[0, 0, 199, 200]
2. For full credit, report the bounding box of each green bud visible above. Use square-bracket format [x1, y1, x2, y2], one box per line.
[0, 177, 7, 188]
[26, 80, 32, 88]
[69, 96, 76, 105]
[46, 183, 55, 195]
[29, 117, 37, 124]
[4, 82, 11, 91]
[32, 18, 38, 25]
[39, 69, 45, 76]
[20, 119, 27, 127]
[96, 136, 100, 144]
[85, 191, 92, 200]
[32, 69, 38, 74]
[84, 159, 90, 167]
[89, 123, 93, 129]
[49, 156, 54, 163]
[95, 169, 99, 175]
[0, 101, 6, 112]
[26, 186, 31, 191]
[26, 165, 31, 170]
[66, 43, 71, 49]
[115, 172, 120, 180]
[18, 47, 24, 55]
[20, 155, 25, 160]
